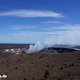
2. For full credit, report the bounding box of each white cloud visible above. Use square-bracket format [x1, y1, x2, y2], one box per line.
[9, 25, 33, 30]
[0, 9, 64, 18]
[42, 24, 80, 31]
[12, 31, 64, 36]
[43, 21, 64, 24]
[11, 24, 80, 37]
[3, 24, 80, 45]
[36, 32, 64, 35]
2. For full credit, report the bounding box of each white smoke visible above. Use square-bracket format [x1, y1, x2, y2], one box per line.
[27, 41, 44, 53]
[26, 26, 80, 53]
[27, 38, 62, 53]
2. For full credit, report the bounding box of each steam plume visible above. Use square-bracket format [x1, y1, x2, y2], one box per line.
[27, 27, 80, 53]
[27, 41, 44, 53]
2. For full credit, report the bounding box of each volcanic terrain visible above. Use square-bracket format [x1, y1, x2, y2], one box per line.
[0, 44, 80, 80]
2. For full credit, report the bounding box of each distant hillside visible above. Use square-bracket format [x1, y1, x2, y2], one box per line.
[0, 44, 30, 49]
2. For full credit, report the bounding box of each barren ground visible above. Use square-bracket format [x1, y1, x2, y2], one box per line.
[0, 51, 80, 80]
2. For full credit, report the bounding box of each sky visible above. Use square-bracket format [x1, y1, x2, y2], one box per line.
[0, 0, 80, 45]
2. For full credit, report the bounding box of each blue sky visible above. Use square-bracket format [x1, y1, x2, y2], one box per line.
[0, 0, 80, 45]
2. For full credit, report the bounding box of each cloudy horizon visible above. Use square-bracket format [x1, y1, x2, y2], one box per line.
[0, 0, 80, 45]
